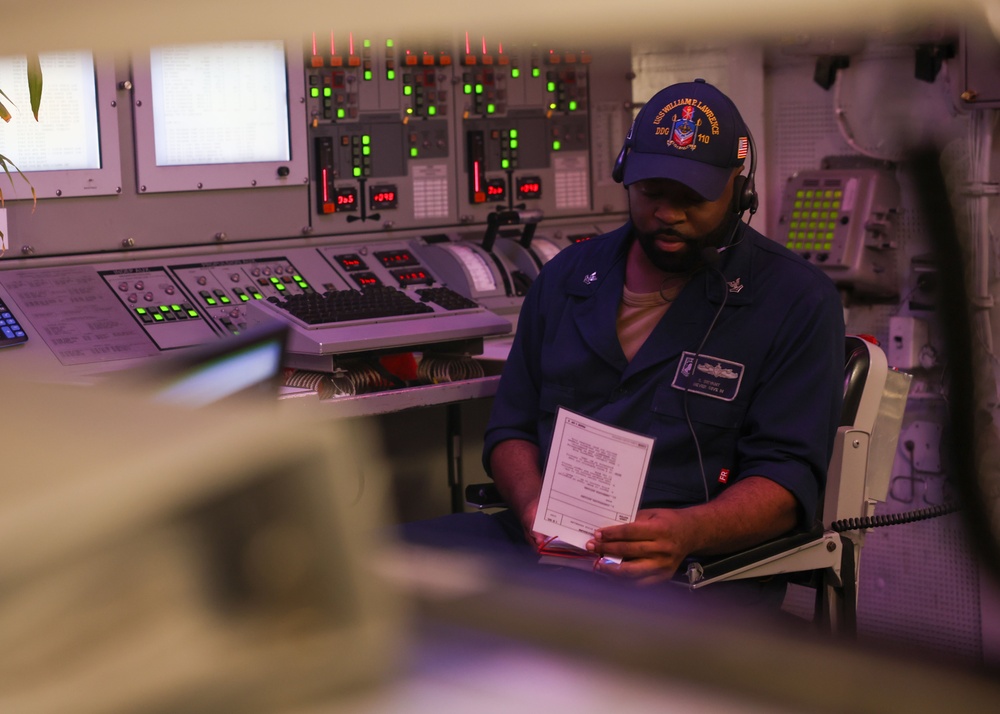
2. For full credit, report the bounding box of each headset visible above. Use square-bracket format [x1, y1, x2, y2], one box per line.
[612, 102, 759, 218]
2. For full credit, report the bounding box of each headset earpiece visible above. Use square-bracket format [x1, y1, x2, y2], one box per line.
[612, 143, 628, 184]
[732, 172, 758, 215]
[612, 110, 641, 184]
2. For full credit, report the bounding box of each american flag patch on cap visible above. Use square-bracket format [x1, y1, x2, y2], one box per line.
[737, 136, 749, 160]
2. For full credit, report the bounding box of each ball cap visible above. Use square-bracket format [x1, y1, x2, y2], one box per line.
[621, 79, 750, 201]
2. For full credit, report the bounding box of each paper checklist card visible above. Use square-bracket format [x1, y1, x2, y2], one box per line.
[532, 407, 654, 565]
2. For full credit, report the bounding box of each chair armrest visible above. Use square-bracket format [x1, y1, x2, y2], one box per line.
[683, 526, 826, 586]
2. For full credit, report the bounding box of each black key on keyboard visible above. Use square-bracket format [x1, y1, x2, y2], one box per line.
[0, 298, 28, 348]
[415, 286, 480, 311]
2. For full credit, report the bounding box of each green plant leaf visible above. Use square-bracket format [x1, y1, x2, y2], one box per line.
[27, 55, 43, 120]
[0, 152, 36, 208]
[0, 100, 10, 123]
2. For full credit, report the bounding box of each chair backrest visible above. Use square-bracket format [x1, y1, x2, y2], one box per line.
[821, 336, 912, 541]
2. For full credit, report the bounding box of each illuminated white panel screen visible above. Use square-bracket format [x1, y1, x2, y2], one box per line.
[132, 40, 308, 193]
[0, 51, 121, 199]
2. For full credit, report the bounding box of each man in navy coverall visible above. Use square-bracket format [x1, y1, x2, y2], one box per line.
[412, 80, 844, 605]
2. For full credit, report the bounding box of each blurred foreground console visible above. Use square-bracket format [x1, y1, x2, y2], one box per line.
[0, 376, 403, 713]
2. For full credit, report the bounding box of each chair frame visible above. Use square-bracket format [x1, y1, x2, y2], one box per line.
[682, 335, 911, 635]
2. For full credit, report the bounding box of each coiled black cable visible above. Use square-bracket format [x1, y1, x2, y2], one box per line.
[831, 501, 961, 532]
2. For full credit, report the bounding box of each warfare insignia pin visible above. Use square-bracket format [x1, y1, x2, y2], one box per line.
[583, 271, 597, 284]
[727, 277, 744, 293]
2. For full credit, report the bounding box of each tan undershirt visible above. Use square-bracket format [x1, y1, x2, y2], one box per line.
[617, 282, 685, 362]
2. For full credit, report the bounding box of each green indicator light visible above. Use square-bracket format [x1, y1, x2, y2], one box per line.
[569, 100, 578, 111]
[406, 107, 414, 115]
[509, 139, 518, 149]
[310, 87, 319, 98]
[410, 147, 419, 157]
[252, 292, 263, 300]
[546, 81, 556, 92]
[275, 282, 286, 291]
[364, 70, 372, 81]
[353, 166, 362, 177]
[363, 39, 371, 48]
[159, 305, 169, 313]
[220, 296, 231, 304]
[206, 298, 217, 306]
[239, 294, 249, 302]
[386, 39, 394, 48]
[337, 108, 346, 119]
[404, 85, 413, 95]
[387, 69, 395, 80]
[428, 105, 437, 116]
[501, 158, 510, 169]
[475, 83, 484, 94]
[362, 135, 371, 145]
[552, 140, 561, 151]
[136, 308, 147, 315]
[796, 190, 805, 198]
[171, 305, 182, 311]
[464, 83, 473, 94]
[362, 146, 371, 155]
[510, 129, 518, 138]
[153, 313, 165, 321]
[486, 103, 495, 114]
[511, 68, 520, 78]
[187, 309, 198, 317]
[293, 275, 303, 281]
[549, 102, 557, 110]
[323, 87, 331, 97]
[532, 68, 540, 77]
[270, 277, 280, 283]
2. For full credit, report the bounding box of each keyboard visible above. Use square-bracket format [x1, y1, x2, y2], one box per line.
[0, 298, 28, 348]
[245, 285, 511, 367]
[271, 285, 434, 324]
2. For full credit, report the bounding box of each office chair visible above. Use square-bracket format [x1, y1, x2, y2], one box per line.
[466, 335, 911, 636]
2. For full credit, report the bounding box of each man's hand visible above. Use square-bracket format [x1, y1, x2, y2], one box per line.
[587, 476, 799, 586]
[518, 497, 549, 551]
[587, 508, 695, 585]
[490, 439, 548, 549]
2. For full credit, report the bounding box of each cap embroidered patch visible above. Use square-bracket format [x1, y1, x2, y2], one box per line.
[667, 104, 699, 150]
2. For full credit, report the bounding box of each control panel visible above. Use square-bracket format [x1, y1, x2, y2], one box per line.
[304, 32, 630, 235]
[776, 167, 901, 298]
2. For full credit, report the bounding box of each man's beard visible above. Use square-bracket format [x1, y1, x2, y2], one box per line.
[633, 212, 740, 274]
